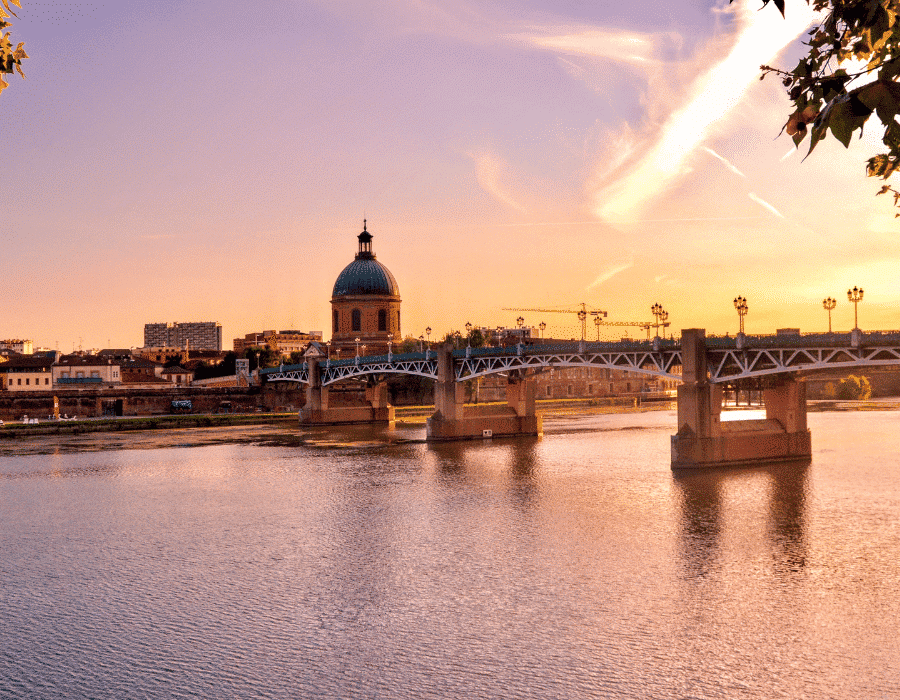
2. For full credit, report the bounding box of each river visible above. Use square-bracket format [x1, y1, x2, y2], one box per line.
[1, 409, 898, 699]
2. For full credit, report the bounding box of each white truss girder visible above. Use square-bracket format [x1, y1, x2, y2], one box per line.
[321, 359, 437, 386]
[455, 350, 682, 382]
[707, 345, 900, 383]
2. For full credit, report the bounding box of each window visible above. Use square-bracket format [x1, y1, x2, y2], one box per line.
[17, 378, 21, 385]
[546, 385, 552, 397]
[45, 378, 49, 385]
[25, 378, 29, 385]
[397, 310, 401, 332]
[378, 309, 387, 332]
[588, 384, 593, 394]
[76, 372, 84, 378]
[352, 308, 361, 332]
[567, 385, 573, 395]
[333, 309, 339, 334]
[91, 371, 100, 378]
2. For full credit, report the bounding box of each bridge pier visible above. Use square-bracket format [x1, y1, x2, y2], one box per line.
[427, 345, 542, 441]
[299, 357, 394, 425]
[671, 329, 811, 469]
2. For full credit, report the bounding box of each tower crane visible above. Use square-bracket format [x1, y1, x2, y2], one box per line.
[501, 303, 607, 341]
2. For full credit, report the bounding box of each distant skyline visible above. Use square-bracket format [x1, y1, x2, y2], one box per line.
[4, 0, 898, 350]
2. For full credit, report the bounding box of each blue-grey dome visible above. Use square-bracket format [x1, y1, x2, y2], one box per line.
[332, 258, 400, 297]
[331, 222, 400, 297]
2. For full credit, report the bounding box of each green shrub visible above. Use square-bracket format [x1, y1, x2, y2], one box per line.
[836, 375, 872, 400]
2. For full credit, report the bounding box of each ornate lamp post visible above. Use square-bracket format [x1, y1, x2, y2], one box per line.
[651, 303, 665, 339]
[539, 321, 546, 339]
[454, 330, 461, 348]
[354, 337, 361, 357]
[577, 308, 587, 341]
[594, 315, 601, 340]
[822, 297, 837, 333]
[418, 335, 424, 352]
[516, 316, 525, 342]
[465, 322, 472, 347]
[387, 333, 393, 359]
[733, 296, 748, 334]
[659, 310, 669, 340]
[848, 286, 864, 329]
[496, 326, 503, 346]
[425, 327, 432, 346]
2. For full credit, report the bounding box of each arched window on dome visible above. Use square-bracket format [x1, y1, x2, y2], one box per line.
[352, 308, 361, 332]
[378, 309, 387, 332]
[333, 310, 339, 334]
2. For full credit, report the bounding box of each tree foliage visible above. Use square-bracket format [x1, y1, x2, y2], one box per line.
[836, 373, 873, 399]
[0, 0, 27, 96]
[745, 0, 900, 211]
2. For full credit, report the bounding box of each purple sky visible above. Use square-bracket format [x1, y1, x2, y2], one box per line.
[3, 1, 897, 350]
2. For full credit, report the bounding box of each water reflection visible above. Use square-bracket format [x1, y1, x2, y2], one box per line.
[427, 439, 541, 511]
[674, 460, 810, 581]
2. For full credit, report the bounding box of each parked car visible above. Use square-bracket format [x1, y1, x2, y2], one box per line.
[171, 399, 192, 413]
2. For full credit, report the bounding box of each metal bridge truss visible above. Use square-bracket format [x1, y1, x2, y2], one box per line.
[262, 343, 900, 386]
[455, 349, 683, 382]
[320, 357, 437, 386]
[707, 345, 900, 383]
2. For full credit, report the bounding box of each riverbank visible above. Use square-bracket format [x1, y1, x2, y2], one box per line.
[0, 413, 298, 438]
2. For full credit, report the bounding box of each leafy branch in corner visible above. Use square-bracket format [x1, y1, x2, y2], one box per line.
[0, 0, 28, 96]
[740, 0, 900, 214]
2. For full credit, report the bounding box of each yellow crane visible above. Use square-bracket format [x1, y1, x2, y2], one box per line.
[501, 303, 607, 341]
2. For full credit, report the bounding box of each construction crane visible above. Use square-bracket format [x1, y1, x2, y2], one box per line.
[501, 303, 607, 341]
[596, 318, 671, 340]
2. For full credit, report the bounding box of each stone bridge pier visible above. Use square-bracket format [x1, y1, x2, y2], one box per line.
[299, 357, 394, 425]
[427, 345, 542, 441]
[671, 329, 811, 469]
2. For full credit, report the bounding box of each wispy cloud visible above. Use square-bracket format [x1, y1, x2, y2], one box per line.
[748, 192, 785, 218]
[702, 146, 745, 177]
[525, 28, 680, 67]
[586, 3, 817, 222]
[587, 260, 633, 289]
[466, 149, 527, 213]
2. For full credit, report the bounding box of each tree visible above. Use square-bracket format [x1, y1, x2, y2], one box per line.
[244, 345, 279, 370]
[0, 0, 28, 96]
[745, 0, 900, 212]
[836, 373, 873, 399]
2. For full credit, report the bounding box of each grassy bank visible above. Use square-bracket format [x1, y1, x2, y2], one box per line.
[0, 413, 298, 438]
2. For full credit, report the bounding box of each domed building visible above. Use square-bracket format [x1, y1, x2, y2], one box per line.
[331, 222, 401, 356]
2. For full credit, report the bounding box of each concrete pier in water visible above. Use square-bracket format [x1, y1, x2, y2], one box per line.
[426, 345, 542, 441]
[300, 357, 394, 425]
[671, 329, 811, 469]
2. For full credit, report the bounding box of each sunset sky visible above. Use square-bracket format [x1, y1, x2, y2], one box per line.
[4, 0, 899, 350]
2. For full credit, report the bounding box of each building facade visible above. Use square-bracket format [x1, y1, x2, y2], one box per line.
[0, 355, 55, 391]
[233, 330, 324, 356]
[143, 322, 222, 351]
[330, 222, 401, 357]
[0, 339, 34, 355]
[52, 355, 121, 387]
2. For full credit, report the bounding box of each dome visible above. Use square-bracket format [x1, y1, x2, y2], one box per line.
[332, 258, 400, 297]
[331, 222, 400, 297]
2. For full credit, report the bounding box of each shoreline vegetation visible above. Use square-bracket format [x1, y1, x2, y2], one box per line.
[1, 397, 898, 439]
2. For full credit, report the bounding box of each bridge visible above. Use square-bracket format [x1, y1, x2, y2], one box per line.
[261, 328, 900, 468]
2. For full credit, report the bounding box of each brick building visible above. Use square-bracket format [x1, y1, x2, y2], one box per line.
[330, 222, 401, 357]
[233, 330, 323, 356]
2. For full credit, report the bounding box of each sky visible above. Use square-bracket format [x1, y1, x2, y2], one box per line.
[3, 0, 899, 350]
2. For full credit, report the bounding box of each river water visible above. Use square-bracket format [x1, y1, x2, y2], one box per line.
[1, 409, 898, 699]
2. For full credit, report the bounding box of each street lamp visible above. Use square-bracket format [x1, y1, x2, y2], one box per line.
[822, 297, 837, 333]
[454, 330, 461, 348]
[577, 309, 587, 341]
[418, 335, 424, 352]
[847, 286, 864, 329]
[539, 321, 546, 339]
[465, 322, 473, 347]
[594, 315, 601, 340]
[651, 303, 666, 339]
[354, 337, 361, 357]
[387, 333, 393, 358]
[425, 327, 432, 345]
[496, 326, 503, 346]
[733, 296, 748, 334]
[516, 316, 524, 342]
